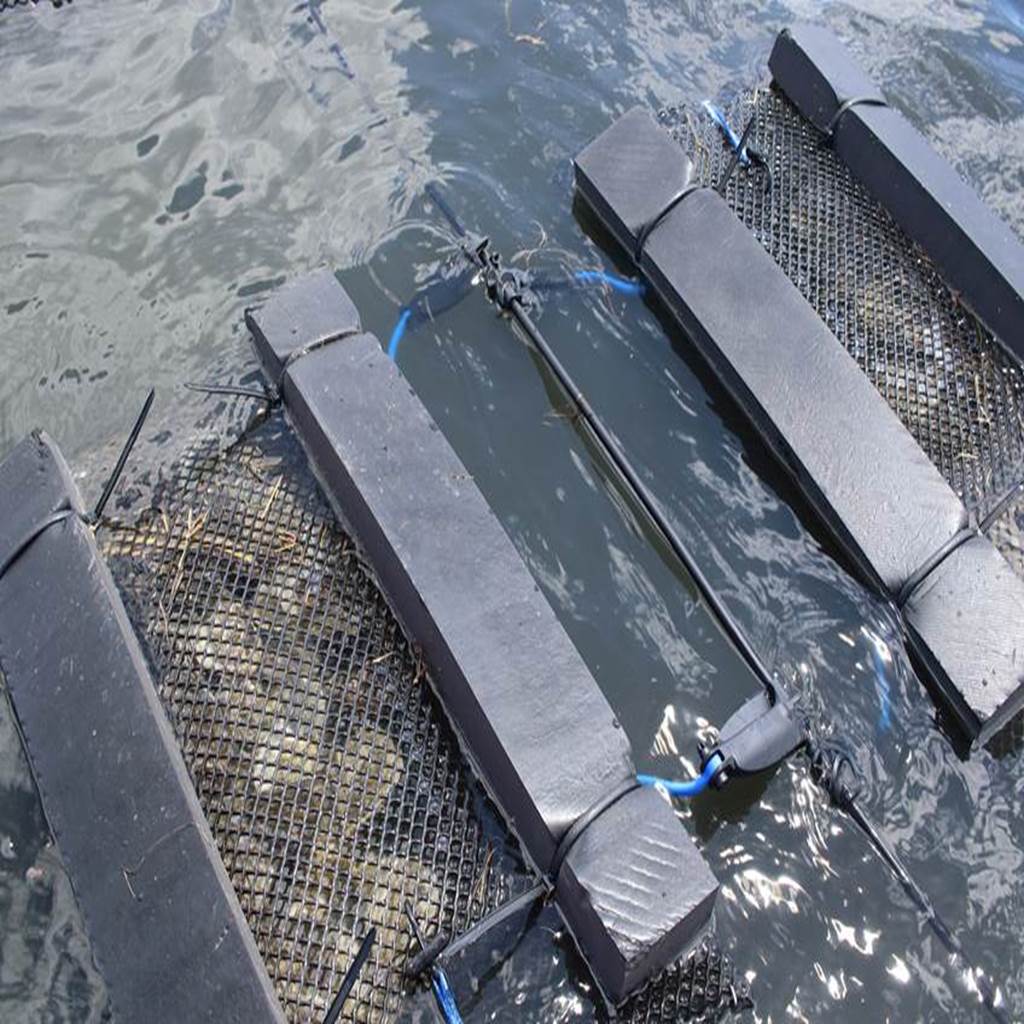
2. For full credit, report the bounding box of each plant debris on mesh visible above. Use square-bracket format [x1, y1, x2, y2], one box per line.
[99, 415, 747, 1022]
[659, 88, 1024, 566]
[101, 420, 522, 1022]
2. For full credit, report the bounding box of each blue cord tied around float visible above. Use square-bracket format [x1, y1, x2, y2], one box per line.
[638, 752, 723, 798]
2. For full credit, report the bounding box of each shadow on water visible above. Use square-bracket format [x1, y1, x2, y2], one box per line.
[1, 0, 1023, 1020]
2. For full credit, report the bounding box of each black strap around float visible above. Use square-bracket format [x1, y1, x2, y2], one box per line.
[633, 183, 703, 264]
[825, 95, 888, 138]
[0, 506, 76, 584]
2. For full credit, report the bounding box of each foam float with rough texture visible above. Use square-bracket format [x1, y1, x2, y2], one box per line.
[573, 106, 1024, 745]
[0, 432, 284, 1024]
[770, 23, 1024, 360]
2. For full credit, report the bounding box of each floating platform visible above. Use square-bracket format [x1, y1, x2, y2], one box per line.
[574, 27, 1024, 747]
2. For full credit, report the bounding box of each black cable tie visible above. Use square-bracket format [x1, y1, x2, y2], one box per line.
[633, 183, 703, 264]
[429, 881, 547, 968]
[184, 382, 277, 404]
[979, 478, 1024, 534]
[322, 927, 375, 1024]
[0, 507, 76, 584]
[547, 777, 641, 887]
[824, 95, 888, 140]
[895, 526, 978, 608]
[275, 327, 363, 394]
[92, 388, 155, 522]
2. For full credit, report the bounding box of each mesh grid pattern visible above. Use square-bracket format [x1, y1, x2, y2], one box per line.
[100, 422, 521, 1022]
[98, 417, 746, 1022]
[659, 90, 1024, 561]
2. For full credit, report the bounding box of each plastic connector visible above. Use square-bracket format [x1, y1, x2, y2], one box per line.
[700, 691, 806, 788]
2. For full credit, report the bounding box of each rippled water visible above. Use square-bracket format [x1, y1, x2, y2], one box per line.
[1, 1, 1023, 1021]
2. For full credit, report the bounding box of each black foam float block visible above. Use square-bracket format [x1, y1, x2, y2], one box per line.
[557, 784, 719, 1004]
[0, 433, 283, 1024]
[246, 267, 361, 380]
[770, 24, 1024, 360]
[905, 535, 1024, 745]
[574, 107, 967, 596]
[248, 277, 719, 1003]
[574, 106, 1024, 745]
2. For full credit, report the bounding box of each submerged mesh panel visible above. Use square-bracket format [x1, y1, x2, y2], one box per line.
[99, 415, 745, 1022]
[101, 420, 523, 1022]
[659, 89, 1024, 564]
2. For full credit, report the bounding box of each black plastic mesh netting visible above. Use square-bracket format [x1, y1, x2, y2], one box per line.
[101, 419, 522, 1022]
[99, 414, 747, 1022]
[659, 88, 1024, 567]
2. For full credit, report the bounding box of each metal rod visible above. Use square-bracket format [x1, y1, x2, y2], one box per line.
[503, 293, 779, 698]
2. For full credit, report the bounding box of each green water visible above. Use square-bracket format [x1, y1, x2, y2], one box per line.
[1, 1, 1023, 1020]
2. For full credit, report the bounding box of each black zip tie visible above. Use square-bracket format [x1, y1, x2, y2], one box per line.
[92, 388, 155, 522]
[440, 882, 547, 964]
[0, 506, 75, 583]
[894, 525, 978, 608]
[717, 113, 760, 196]
[322, 927, 376, 1024]
[184, 381, 277, 404]
[633, 183, 703, 264]
[548, 778, 641, 886]
[825, 95, 888, 139]
[979, 478, 1024, 534]
[276, 327, 364, 392]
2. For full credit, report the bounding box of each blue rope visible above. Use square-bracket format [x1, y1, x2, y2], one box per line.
[574, 268, 645, 296]
[430, 966, 464, 1024]
[387, 307, 413, 361]
[637, 753, 722, 798]
[703, 100, 750, 166]
[864, 630, 893, 733]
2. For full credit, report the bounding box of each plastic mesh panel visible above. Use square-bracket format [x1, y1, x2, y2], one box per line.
[659, 90, 1024, 541]
[98, 415, 746, 1022]
[624, 941, 751, 1023]
[100, 419, 523, 1022]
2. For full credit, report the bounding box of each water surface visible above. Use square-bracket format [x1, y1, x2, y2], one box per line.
[1, 1, 1023, 1020]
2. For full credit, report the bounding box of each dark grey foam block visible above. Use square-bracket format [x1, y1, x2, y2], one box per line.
[0, 433, 283, 1024]
[770, 24, 1024, 360]
[557, 785, 719, 1003]
[247, 277, 719, 1003]
[574, 106, 1024, 744]
[905, 536, 1024, 744]
[246, 267, 361, 380]
[574, 108, 967, 596]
